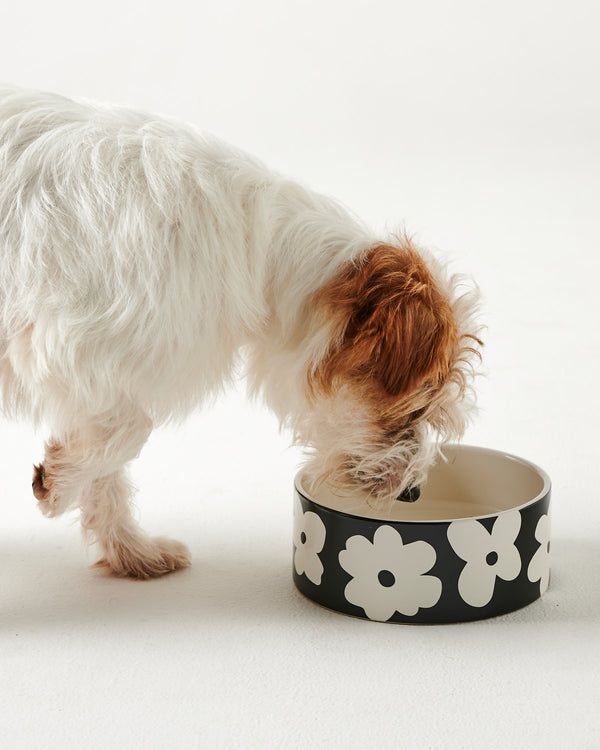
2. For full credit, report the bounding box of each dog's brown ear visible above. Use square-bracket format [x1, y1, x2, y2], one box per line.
[313, 240, 459, 397]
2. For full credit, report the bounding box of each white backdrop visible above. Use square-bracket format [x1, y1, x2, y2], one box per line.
[1, 1, 599, 748]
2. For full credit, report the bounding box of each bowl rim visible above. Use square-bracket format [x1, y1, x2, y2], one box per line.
[294, 444, 551, 524]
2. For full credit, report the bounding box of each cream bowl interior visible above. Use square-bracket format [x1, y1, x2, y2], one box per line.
[296, 444, 550, 522]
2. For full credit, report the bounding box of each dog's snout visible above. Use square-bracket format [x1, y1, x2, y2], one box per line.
[396, 485, 421, 503]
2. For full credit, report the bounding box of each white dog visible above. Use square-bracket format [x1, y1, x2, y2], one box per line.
[0, 85, 481, 577]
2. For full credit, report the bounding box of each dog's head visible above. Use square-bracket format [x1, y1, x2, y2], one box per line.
[300, 236, 482, 505]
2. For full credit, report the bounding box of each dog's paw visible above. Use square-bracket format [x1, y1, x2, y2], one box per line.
[32, 463, 62, 517]
[32, 463, 46, 499]
[92, 536, 192, 579]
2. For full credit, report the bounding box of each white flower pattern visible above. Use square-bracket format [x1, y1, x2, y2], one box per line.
[527, 514, 551, 595]
[447, 511, 522, 607]
[293, 496, 326, 585]
[338, 525, 442, 621]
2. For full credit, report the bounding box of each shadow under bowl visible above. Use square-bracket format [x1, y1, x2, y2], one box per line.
[293, 444, 551, 623]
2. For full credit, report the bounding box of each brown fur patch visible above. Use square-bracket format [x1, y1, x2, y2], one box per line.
[311, 239, 461, 400]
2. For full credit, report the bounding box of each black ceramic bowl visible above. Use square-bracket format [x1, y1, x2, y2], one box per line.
[293, 445, 551, 623]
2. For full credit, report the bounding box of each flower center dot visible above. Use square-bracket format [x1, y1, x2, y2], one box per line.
[300, 531, 307, 545]
[377, 570, 396, 587]
[486, 550, 499, 566]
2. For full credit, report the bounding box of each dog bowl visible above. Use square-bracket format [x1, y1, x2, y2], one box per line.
[293, 445, 551, 623]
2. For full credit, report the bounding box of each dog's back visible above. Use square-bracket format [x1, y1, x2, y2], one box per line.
[0, 86, 274, 424]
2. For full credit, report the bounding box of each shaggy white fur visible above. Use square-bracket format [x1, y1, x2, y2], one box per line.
[0, 85, 481, 577]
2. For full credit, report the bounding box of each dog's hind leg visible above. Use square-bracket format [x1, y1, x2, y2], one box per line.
[32, 405, 153, 517]
[81, 470, 191, 579]
[33, 404, 191, 578]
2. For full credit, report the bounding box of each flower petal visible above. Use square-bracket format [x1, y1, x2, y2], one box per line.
[303, 511, 326, 552]
[535, 514, 551, 546]
[372, 524, 404, 552]
[495, 544, 521, 582]
[368, 526, 405, 576]
[457, 560, 497, 607]
[294, 546, 307, 577]
[528, 515, 551, 594]
[402, 539, 437, 576]
[304, 554, 324, 586]
[447, 519, 492, 562]
[339, 533, 379, 578]
[406, 574, 443, 615]
[491, 510, 521, 546]
[344, 577, 398, 622]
